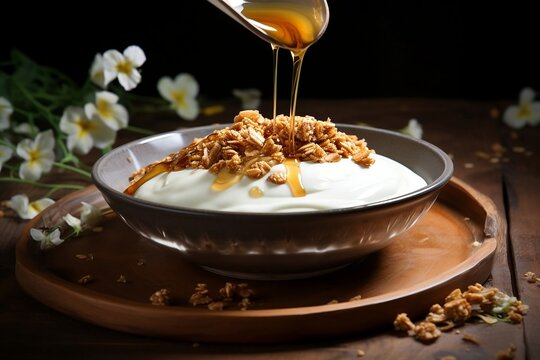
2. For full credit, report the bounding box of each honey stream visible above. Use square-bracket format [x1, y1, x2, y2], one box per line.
[125, 3, 325, 198]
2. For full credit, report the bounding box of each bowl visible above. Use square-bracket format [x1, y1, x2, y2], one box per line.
[92, 124, 453, 279]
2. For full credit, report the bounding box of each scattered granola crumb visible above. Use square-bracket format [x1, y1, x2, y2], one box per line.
[239, 297, 251, 311]
[394, 283, 528, 344]
[136, 258, 146, 266]
[149, 288, 171, 306]
[116, 274, 127, 283]
[454, 329, 461, 334]
[75, 253, 94, 261]
[440, 356, 457, 360]
[327, 299, 339, 305]
[512, 146, 526, 153]
[77, 275, 93, 285]
[208, 301, 224, 311]
[496, 345, 516, 360]
[394, 313, 415, 332]
[190, 282, 255, 310]
[349, 295, 362, 302]
[524, 271, 539, 283]
[462, 333, 480, 345]
[189, 283, 213, 306]
[475, 151, 490, 160]
[356, 349, 365, 357]
[414, 321, 441, 343]
[464, 162, 475, 169]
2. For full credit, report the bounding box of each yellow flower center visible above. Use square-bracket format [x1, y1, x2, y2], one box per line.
[77, 117, 96, 136]
[116, 60, 133, 75]
[517, 103, 532, 118]
[97, 99, 113, 118]
[171, 90, 187, 108]
[28, 149, 41, 163]
[30, 202, 44, 213]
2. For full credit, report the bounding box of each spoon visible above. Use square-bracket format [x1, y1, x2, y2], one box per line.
[207, 0, 329, 50]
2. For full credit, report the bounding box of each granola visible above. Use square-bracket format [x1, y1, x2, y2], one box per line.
[189, 282, 255, 311]
[125, 110, 375, 195]
[149, 288, 171, 306]
[394, 283, 529, 344]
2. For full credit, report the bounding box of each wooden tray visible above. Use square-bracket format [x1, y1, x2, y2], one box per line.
[16, 177, 502, 343]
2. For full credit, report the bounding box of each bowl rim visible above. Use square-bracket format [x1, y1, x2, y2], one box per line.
[92, 123, 454, 217]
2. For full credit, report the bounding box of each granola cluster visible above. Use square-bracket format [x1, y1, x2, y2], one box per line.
[189, 282, 255, 311]
[149, 288, 171, 306]
[394, 283, 529, 343]
[127, 110, 375, 190]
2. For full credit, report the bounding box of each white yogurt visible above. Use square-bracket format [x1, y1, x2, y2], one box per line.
[134, 155, 427, 212]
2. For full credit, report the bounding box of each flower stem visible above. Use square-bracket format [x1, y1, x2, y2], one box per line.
[0, 177, 85, 190]
[53, 162, 92, 178]
[126, 126, 156, 136]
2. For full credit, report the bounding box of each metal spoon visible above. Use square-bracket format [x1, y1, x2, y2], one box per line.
[207, 0, 329, 50]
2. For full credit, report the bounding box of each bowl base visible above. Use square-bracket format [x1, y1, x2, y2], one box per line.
[200, 263, 353, 280]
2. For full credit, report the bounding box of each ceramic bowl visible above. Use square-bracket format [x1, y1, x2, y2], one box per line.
[92, 124, 453, 279]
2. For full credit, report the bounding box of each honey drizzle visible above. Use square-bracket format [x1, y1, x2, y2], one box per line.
[284, 158, 305, 197]
[124, 162, 171, 195]
[125, 3, 323, 198]
[211, 169, 243, 191]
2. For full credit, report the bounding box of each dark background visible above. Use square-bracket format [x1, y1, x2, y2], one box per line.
[1, 1, 538, 102]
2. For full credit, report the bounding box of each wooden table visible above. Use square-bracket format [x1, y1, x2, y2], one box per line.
[1, 99, 538, 359]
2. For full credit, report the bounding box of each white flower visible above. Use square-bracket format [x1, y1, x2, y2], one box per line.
[13, 122, 39, 136]
[30, 228, 63, 250]
[90, 53, 107, 89]
[60, 106, 116, 155]
[103, 45, 146, 91]
[0, 144, 13, 172]
[63, 213, 82, 235]
[16, 130, 55, 181]
[84, 91, 129, 130]
[7, 194, 55, 219]
[503, 87, 540, 129]
[233, 88, 262, 110]
[158, 73, 200, 120]
[80, 201, 103, 229]
[0, 96, 13, 131]
[400, 119, 423, 139]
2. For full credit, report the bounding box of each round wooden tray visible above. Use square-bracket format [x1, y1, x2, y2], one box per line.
[16, 177, 502, 343]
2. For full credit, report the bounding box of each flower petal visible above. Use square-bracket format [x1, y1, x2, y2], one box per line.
[176, 97, 200, 121]
[88, 115, 116, 149]
[30, 228, 45, 241]
[175, 74, 199, 97]
[90, 53, 107, 88]
[503, 106, 527, 129]
[16, 138, 33, 160]
[7, 194, 30, 219]
[68, 131, 94, 155]
[118, 70, 141, 91]
[0, 145, 13, 169]
[0, 97, 13, 130]
[63, 213, 82, 234]
[519, 87, 535, 103]
[123, 45, 146, 67]
[35, 130, 55, 151]
[19, 161, 42, 181]
[157, 77, 175, 102]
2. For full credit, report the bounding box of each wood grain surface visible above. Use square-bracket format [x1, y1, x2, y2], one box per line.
[1, 99, 538, 359]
